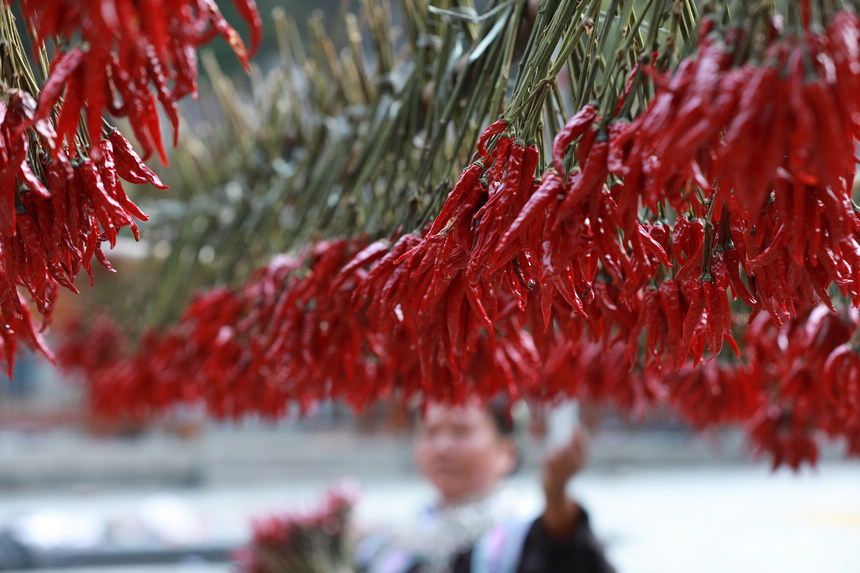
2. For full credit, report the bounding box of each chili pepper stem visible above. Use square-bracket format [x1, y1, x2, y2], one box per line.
[700, 197, 718, 282]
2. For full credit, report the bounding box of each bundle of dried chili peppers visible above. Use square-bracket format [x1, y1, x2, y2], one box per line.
[57, 256, 860, 470]
[490, 10, 860, 371]
[0, 0, 260, 375]
[57, 7, 860, 469]
[741, 304, 860, 469]
[59, 234, 547, 420]
[18, 0, 262, 162]
[235, 482, 357, 573]
[0, 85, 159, 374]
[608, 11, 860, 329]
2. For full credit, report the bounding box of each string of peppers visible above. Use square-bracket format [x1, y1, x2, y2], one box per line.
[56, 0, 860, 469]
[0, 0, 262, 375]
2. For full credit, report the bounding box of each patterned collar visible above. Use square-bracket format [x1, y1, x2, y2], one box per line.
[382, 485, 524, 573]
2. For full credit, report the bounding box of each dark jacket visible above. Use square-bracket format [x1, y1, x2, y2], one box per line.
[450, 509, 614, 573]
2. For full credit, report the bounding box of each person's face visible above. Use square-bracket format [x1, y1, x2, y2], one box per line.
[414, 402, 516, 504]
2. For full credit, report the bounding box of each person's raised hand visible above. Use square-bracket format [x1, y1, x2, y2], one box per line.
[543, 427, 588, 497]
[540, 428, 587, 538]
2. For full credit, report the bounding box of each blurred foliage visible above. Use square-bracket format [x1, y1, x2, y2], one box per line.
[207, 0, 355, 75]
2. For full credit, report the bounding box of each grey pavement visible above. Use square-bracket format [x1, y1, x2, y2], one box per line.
[0, 464, 858, 573]
[0, 425, 858, 572]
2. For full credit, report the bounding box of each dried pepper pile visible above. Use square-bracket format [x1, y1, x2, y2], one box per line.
[235, 482, 357, 573]
[52, 2, 860, 469]
[0, 0, 260, 375]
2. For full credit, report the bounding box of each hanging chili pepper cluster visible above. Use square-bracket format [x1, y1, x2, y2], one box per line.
[56, 6, 860, 469]
[0, 84, 159, 374]
[0, 0, 261, 375]
[18, 0, 262, 163]
[58, 254, 860, 470]
[486, 10, 860, 372]
[608, 11, 860, 331]
[58, 235, 550, 420]
[741, 304, 860, 469]
[342, 121, 547, 398]
[59, 240, 374, 420]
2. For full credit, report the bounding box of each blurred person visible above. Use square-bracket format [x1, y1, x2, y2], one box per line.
[357, 399, 614, 573]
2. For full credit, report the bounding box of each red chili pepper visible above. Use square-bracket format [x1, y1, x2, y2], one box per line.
[170, 36, 199, 101]
[97, 141, 149, 225]
[468, 142, 525, 283]
[827, 13, 860, 130]
[678, 278, 707, 367]
[477, 119, 507, 164]
[719, 65, 780, 218]
[84, 47, 111, 161]
[144, 43, 180, 146]
[747, 81, 792, 211]
[80, 158, 131, 248]
[232, 0, 263, 56]
[0, 181, 17, 241]
[32, 47, 87, 122]
[427, 163, 483, 236]
[806, 78, 853, 193]
[418, 250, 453, 316]
[53, 70, 86, 155]
[94, 242, 116, 272]
[613, 65, 642, 117]
[48, 260, 77, 293]
[552, 104, 598, 174]
[786, 49, 817, 184]
[18, 161, 50, 199]
[16, 212, 48, 303]
[81, 213, 99, 285]
[653, 40, 727, 157]
[518, 145, 539, 198]
[636, 223, 670, 267]
[353, 234, 419, 306]
[607, 120, 633, 176]
[704, 279, 725, 356]
[554, 133, 608, 225]
[671, 66, 744, 156]
[491, 171, 562, 272]
[45, 153, 72, 244]
[330, 240, 390, 293]
[107, 130, 168, 189]
[575, 122, 599, 169]
[723, 246, 756, 306]
[748, 224, 787, 271]
[202, 0, 251, 72]
[552, 266, 586, 318]
[639, 288, 662, 363]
